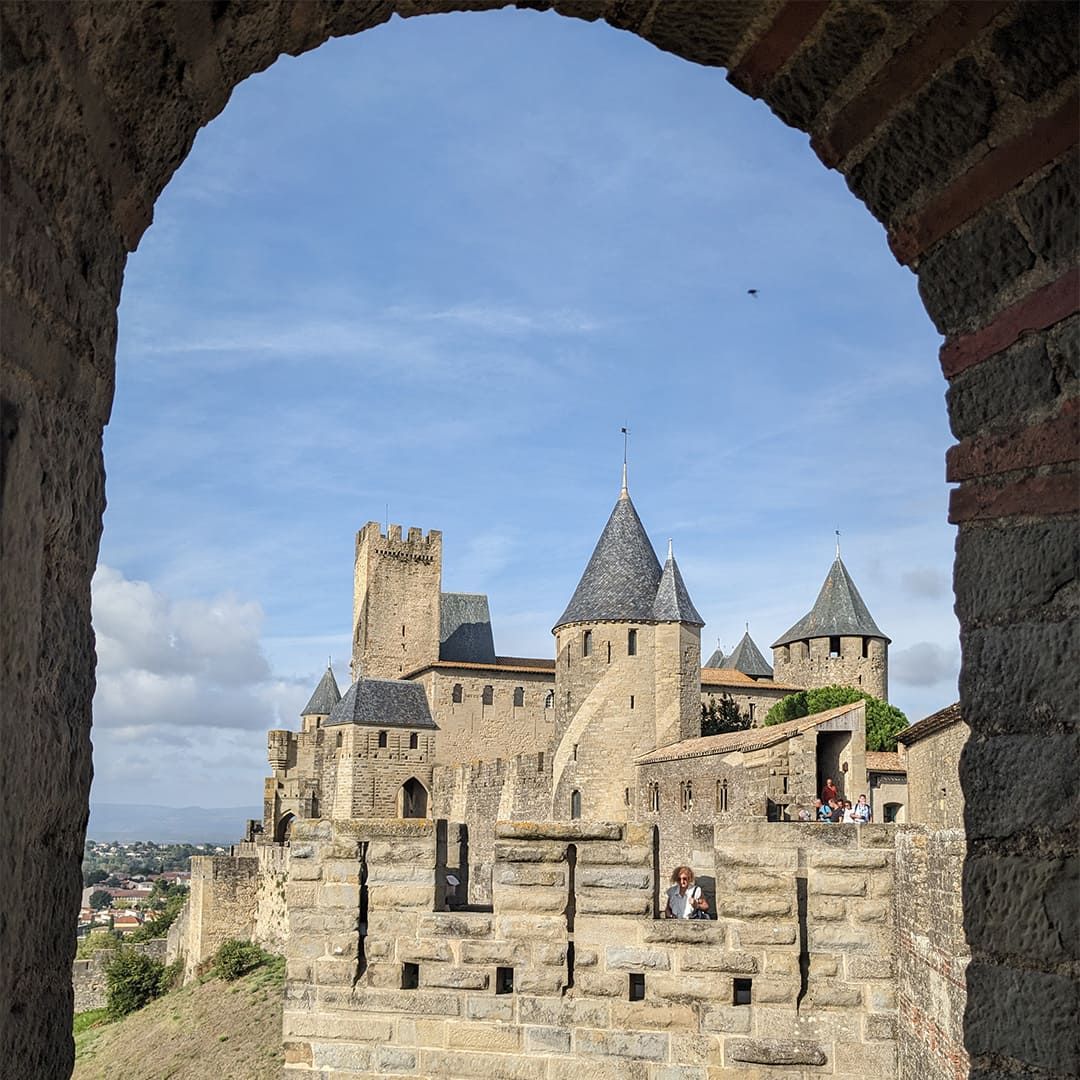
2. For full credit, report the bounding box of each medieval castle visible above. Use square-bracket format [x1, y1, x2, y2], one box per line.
[168, 477, 968, 1080]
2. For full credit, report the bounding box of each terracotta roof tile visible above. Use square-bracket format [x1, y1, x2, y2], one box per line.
[865, 751, 906, 774]
[700, 668, 801, 691]
[897, 701, 963, 746]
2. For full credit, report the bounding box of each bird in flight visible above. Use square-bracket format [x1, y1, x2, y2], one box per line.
[747, 289, 758, 298]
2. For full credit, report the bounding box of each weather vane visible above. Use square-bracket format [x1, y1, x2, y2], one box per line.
[620, 425, 630, 491]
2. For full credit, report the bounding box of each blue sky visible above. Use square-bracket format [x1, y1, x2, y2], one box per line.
[91, 10, 957, 810]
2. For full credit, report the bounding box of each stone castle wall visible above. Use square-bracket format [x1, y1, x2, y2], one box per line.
[72, 938, 167, 1013]
[282, 818, 899, 1078]
[902, 722, 968, 829]
[772, 635, 888, 701]
[700, 682, 793, 727]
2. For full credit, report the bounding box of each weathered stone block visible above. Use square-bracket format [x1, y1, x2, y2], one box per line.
[726, 1038, 827, 1066]
[493, 884, 569, 914]
[283, 1010, 393, 1041]
[419, 913, 492, 938]
[493, 841, 568, 863]
[810, 872, 868, 897]
[643, 920, 726, 946]
[647, 974, 725, 1003]
[606, 946, 671, 971]
[809, 926, 874, 952]
[525, 1026, 571, 1054]
[496, 822, 623, 841]
[465, 995, 514, 1022]
[747, 977, 799, 1005]
[715, 849, 797, 871]
[367, 840, 436, 866]
[515, 968, 566, 996]
[833, 1040, 897, 1077]
[517, 996, 609, 1028]
[575, 1029, 669, 1061]
[863, 1013, 898, 1041]
[701, 1005, 752, 1034]
[578, 868, 651, 890]
[808, 850, 889, 870]
[446, 1021, 521, 1052]
[374, 1044, 418, 1073]
[420, 1048, 547, 1080]
[733, 924, 797, 947]
[576, 844, 652, 867]
[458, 940, 529, 966]
[576, 893, 653, 916]
[574, 971, 627, 998]
[535, 943, 567, 966]
[853, 899, 890, 923]
[679, 951, 757, 974]
[495, 864, 567, 887]
[846, 954, 894, 980]
[808, 897, 846, 922]
[609, 1001, 697, 1031]
[420, 965, 488, 990]
[366, 883, 432, 909]
[398, 939, 454, 964]
[343, 989, 461, 1016]
[719, 896, 793, 918]
[804, 984, 862, 1009]
[496, 915, 566, 941]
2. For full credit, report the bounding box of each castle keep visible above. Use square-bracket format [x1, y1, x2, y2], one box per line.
[171, 480, 970, 1079]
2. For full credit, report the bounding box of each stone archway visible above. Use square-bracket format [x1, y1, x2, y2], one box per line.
[0, 4, 1075, 1077]
[399, 777, 429, 820]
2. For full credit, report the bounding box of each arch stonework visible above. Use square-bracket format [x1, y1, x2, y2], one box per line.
[0, 3, 1075, 1076]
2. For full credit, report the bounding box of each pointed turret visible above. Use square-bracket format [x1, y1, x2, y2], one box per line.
[651, 540, 704, 625]
[554, 486, 662, 630]
[301, 665, 342, 719]
[772, 556, 889, 647]
[722, 631, 773, 678]
[704, 640, 726, 669]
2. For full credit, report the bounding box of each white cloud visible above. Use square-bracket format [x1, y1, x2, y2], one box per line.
[891, 641, 959, 689]
[901, 567, 952, 600]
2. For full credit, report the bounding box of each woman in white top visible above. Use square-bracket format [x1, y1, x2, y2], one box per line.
[665, 865, 709, 919]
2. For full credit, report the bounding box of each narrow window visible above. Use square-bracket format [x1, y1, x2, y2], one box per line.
[452, 683, 463, 704]
[629, 695, 635, 710]
[607, 641, 611, 663]
[716, 778, 728, 813]
[482, 685, 494, 706]
[572, 743, 578, 762]
[627, 629, 638, 656]
[495, 966, 514, 995]
[402, 624, 406, 637]
[782, 644, 790, 663]
[409, 732, 419, 750]
[544, 689, 554, 709]
[624, 787, 630, 807]
[862, 636, 871, 658]
[803, 640, 811, 660]
[401, 962, 419, 990]
[335, 732, 343, 749]
[649, 783, 660, 813]
[377, 731, 387, 749]
[566, 690, 572, 709]
[680, 781, 693, 812]
[513, 686, 524, 708]
[748, 702, 756, 723]
[628, 973, 645, 1001]
[583, 630, 592, 657]
[537, 751, 544, 770]
[733, 978, 752, 1006]
[829, 636, 841, 658]
[570, 790, 581, 820]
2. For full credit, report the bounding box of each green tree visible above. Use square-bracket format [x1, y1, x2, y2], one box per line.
[212, 939, 267, 981]
[129, 886, 189, 942]
[84, 868, 108, 886]
[76, 929, 122, 960]
[764, 685, 908, 751]
[701, 694, 752, 736]
[89, 889, 112, 911]
[105, 949, 166, 1019]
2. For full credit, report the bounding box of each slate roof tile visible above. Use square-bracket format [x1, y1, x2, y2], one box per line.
[326, 678, 437, 729]
[772, 557, 889, 647]
[301, 666, 342, 717]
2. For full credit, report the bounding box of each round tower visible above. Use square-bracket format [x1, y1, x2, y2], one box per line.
[551, 478, 703, 822]
[771, 553, 890, 700]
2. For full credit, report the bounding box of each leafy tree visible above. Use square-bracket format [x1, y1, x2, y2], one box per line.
[212, 939, 268, 981]
[701, 694, 752, 736]
[764, 685, 909, 751]
[89, 889, 112, 911]
[84, 868, 108, 886]
[129, 887, 189, 942]
[76, 930, 122, 960]
[104, 875, 122, 888]
[105, 949, 166, 1019]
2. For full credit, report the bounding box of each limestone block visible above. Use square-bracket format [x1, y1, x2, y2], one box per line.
[701, 1005, 752, 1034]
[605, 946, 671, 971]
[285, 882, 318, 907]
[856, 826, 895, 848]
[574, 971, 627, 998]
[546, 1059, 642, 1080]
[715, 849, 798, 872]
[495, 864, 567, 887]
[808, 955, 839, 978]
[286, 959, 312, 983]
[493, 884, 569, 914]
[852, 899, 890, 923]
[283, 1010, 393, 1041]
[679, 951, 758, 974]
[761, 952, 798, 976]
[496, 822, 623, 842]
[870, 873, 896, 898]
[363, 937, 394, 961]
[526, 1025, 572, 1053]
[290, 936, 332, 961]
[803, 985, 862, 1009]
[863, 1013, 898, 1040]
[866, 984, 897, 1011]
[283, 1041, 312, 1066]
[366, 863, 438, 885]
[577, 893, 653, 916]
[725, 1039, 826, 1066]
[369, 910, 420, 937]
[465, 994, 515, 1021]
[808, 926, 874, 952]
[446, 1021, 522, 1052]
[578, 868, 651, 890]
[493, 841, 568, 863]
[420, 965, 489, 990]
[745, 977, 798, 1004]
[609, 1000, 697, 1031]
[574, 1028, 670, 1061]
[718, 896, 793, 919]
[310, 1040, 376, 1071]
[654, 1068, 707, 1080]
[367, 841, 437, 866]
[809, 871, 868, 896]
[671, 1032, 717, 1067]
[576, 844, 652, 867]
[732, 924, 796, 947]
[373, 1044, 418, 1073]
[289, 859, 324, 882]
[807, 898, 846, 922]
[398, 940, 454, 963]
[320, 859, 362, 884]
[318, 882, 360, 909]
[808, 850, 889, 869]
[362, 961, 402, 989]
[535, 943, 568, 966]
[845, 954, 894, 979]
[343, 989, 461, 1016]
[646, 974, 723, 1002]
[419, 913, 493, 937]
[366, 884, 434, 909]
[731, 871, 791, 893]
[574, 948, 599, 967]
[643, 921, 727, 946]
[420, 1048, 547, 1079]
[396, 1017, 447, 1046]
[833, 1040, 897, 1076]
[515, 968, 566, 995]
[496, 915, 566, 941]
[517, 995, 610, 1028]
[459, 940, 529, 965]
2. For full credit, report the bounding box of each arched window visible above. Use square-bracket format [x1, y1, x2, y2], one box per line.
[627, 628, 638, 656]
[648, 783, 660, 813]
[884, 802, 904, 823]
[570, 790, 581, 820]
[829, 636, 841, 657]
[680, 781, 693, 812]
[452, 683, 463, 704]
[717, 778, 728, 813]
[377, 730, 387, 748]
[513, 687, 524, 707]
[400, 778, 428, 819]
[862, 637, 871, 658]
[482, 685, 494, 706]
[544, 689, 554, 709]
[583, 630, 592, 657]
[409, 732, 418, 750]
[335, 732, 343, 749]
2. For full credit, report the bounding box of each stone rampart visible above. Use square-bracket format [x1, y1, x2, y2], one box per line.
[283, 817, 900, 1078]
[72, 938, 167, 1012]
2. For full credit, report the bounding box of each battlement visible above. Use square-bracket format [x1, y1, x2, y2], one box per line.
[357, 520, 442, 558]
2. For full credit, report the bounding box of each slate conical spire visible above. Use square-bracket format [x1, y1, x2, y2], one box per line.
[704, 639, 726, 668]
[722, 630, 774, 678]
[651, 539, 704, 626]
[301, 664, 342, 717]
[772, 556, 890, 648]
[554, 483, 662, 630]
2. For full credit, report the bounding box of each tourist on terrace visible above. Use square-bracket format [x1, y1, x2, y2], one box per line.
[665, 866, 709, 919]
[852, 795, 872, 824]
[814, 798, 831, 823]
[821, 777, 839, 804]
[841, 800, 856, 823]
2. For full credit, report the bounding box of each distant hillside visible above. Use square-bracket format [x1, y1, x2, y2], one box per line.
[88, 804, 259, 844]
[74, 962, 284, 1080]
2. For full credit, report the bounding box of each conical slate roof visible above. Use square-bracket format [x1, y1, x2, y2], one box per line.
[772, 557, 890, 648]
[554, 489, 662, 629]
[651, 546, 704, 626]
[300, 666, 341, 717]
[326, 677, 436, 729]
[722, 631, 773, 678]
[704, 643, 726, 668]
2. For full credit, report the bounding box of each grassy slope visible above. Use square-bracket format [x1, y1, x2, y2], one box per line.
[73, 960, 285, 1080]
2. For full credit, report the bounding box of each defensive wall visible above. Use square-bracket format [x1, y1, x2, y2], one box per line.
[72, 937, 167, 1012]
[281, 818, 903, 1079]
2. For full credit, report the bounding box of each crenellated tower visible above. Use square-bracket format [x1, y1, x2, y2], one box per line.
[351, 522, 442, 680]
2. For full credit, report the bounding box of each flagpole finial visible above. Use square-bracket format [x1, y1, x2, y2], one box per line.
[620, 425, 630, 494]
[835, 529, 841, 558]
[667, 538, 673, 560]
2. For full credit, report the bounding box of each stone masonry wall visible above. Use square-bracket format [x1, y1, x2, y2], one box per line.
[282, 818, 899, 1078]
[772, 635, 888, 701]
[903, 722, 969, 829]
[895, 827, 969, 1080]
[72, 938, 167, 1013]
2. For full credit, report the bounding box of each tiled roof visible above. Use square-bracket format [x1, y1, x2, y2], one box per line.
[866, 751, 906, 774]
[555, 489, 662, 629]
[636, 702, 866, 764]
[773, 557, 889, 648]
[704, 644, 726, 668]
[300, 666, 341, 717]
[326, 678, 437, 729]
[700, 668, 801, 692]
[651, 549, 704, 626]
[897, 701, 962, 746]
[440, 592, 496, 664]
[719, 631, 773, 678]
